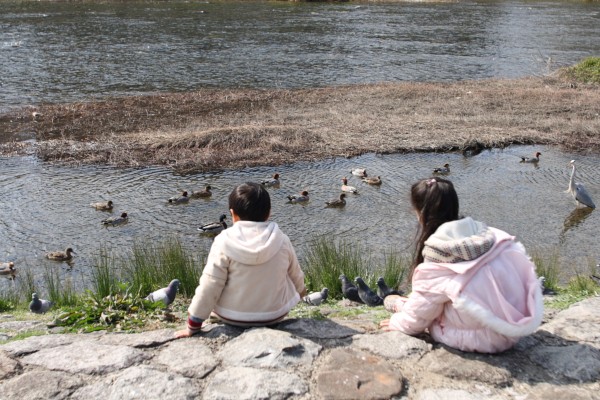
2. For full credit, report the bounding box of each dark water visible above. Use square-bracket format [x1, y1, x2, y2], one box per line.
[1, 1, 599, 112]
[1, 145, 599, 290]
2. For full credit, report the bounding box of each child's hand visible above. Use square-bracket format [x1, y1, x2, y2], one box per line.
[379, 319, 393, 331]
[174, 328, 199, 338]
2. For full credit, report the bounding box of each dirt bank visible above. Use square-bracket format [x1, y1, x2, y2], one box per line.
[0, 76, 598, 173]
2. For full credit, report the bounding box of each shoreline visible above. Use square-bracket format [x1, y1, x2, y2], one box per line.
[1, 76, 599, 173]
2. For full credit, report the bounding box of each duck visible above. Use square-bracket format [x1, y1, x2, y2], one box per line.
[520, 152, 541, 163]
[341, 177, 358, 194]
[351, 168, 367, 177]
[0, 262, 16, 277]
[90, 200, 113, 211]
[198, 214, 228, 234]
[261, 173, 280, 187]
[433, 163, 450, 174]
[102, 212, 129, 226]
[325, 193, 346, 207]
[287, 190, 310, 203]
[362, 175, 382, 185]
[190, 185, 212, 198]
[46, 247, 76, 262]
[168, 191, 190, 204]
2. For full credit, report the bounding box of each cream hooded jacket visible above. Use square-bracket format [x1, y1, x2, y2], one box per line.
[389, 217, 543, 353]
[188, 221, 305, 324]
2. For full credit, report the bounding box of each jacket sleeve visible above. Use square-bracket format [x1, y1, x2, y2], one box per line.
[188, 239, 230, 320]
[388, 287, 449, 335]
[286, 238, 306, 295]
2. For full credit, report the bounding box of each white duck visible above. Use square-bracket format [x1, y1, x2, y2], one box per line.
[287, 190, 310, 203]
[341, 177, 358, 194]
[351, 168, 367, 177]
[261, 173, 280, 187]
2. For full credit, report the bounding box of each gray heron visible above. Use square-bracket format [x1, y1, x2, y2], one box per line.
[567, 160, 595, 209]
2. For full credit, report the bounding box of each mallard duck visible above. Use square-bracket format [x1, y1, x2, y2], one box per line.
[102, 212, 129, 226]
[520, 152, 541, 163]
[0, 262, 16, 276]
[46, 247, 76, 262]
[341, 177, 358, 194]
[168, 191, 190, 204]
[198, 214, 228, 234]
[287, 190, 310, 203]
[362, 175, 382, 185]
[433, 163, 450, 174]
[261, 173, 280, 187]
[90, 200, 113, 211]
[351, 168, 367, 177]
[325, 193, 346, 207]
[191, 185, 212, 198]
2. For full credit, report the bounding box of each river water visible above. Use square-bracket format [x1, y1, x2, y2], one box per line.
[1, 1, 599, 290]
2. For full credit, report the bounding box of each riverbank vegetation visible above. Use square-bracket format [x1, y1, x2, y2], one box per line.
[0, 59, 599, 173]
[1, 238, 599, 334]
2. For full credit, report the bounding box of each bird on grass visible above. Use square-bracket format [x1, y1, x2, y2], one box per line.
[46, 247, 76, 262]
[303, 287, 329, 306]
[325, 193, 346, 208]
[198, 214, 228, 234]
[168, 191, 190, 204]
[354, 277, 383, 306]
[376, 277, 404, 299]
[90, 200, 113, 211]
[29, 293, 52, 314]
[341, 177, 358, 194]
[190, 185, 212, 198]
[351, 168, 367, 177]
[287, 190, 310, 204]
[539, 277, 558, 296]
[566, 160, 595, 209]
[339, 274, 363, 303]
[102, 212, 129, 226]
[362, 175, 382, 185]
[146, 279, 180, 306]
[520, 152, 542, 163]
[433, 163, 450, 174]
[261, 173, 281, 187]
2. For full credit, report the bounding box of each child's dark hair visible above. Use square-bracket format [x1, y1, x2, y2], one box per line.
[410, 177, 459, 275]
[228, 182, 271, 222]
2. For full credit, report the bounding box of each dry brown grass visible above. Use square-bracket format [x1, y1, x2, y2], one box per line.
[1, 76, 598, 173]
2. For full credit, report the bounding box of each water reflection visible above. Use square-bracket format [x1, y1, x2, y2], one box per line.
[0, 145, 599, 291]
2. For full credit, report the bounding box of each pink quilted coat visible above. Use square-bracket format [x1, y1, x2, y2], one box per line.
[389, 217, 544, 353]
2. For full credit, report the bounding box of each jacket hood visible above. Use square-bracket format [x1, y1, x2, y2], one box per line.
[423, 217, 496, 264]
[218, 221, 285, 265]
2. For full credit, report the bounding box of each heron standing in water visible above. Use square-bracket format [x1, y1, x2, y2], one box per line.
[567, 160, 595, 209]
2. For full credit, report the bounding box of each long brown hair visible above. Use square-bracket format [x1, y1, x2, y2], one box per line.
[410, 177, 459, 276]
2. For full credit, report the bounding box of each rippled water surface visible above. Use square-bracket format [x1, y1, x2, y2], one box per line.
[1, 145, 599, 289]
[1, 0, 599, 111]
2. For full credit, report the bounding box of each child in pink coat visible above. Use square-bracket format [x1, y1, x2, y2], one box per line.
[380, 178, 543, 353]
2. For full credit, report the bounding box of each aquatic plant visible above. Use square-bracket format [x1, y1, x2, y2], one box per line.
[44, 266, 79, 307]
[530, 249, 561, 294]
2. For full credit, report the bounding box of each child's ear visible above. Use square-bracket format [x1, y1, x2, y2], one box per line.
[230, 209, 241, 223]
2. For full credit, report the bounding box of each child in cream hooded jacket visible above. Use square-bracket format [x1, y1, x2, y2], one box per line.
[381, 178, 543, 353]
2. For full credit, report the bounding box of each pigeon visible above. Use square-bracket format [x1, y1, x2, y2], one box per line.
[339, 274, 363, 303]
[539, 276, 557, 296]
[29, 293, 52, 314]
[302, 287, 329, 306]
[145, 279, 180, 306]
[376, 277, 404, 299]
[102, 212, 128, 226]
[354, 277, 383, 306]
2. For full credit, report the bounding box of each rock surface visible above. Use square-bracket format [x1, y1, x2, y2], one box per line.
[1, 296, 599, 399]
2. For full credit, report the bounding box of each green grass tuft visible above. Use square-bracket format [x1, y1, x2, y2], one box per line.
[560, 57, 600, 84]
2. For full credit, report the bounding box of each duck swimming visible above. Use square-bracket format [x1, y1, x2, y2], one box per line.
[351, 168, 367, 177]
[0, 262, 16, 277]
[168, 191, 190, 204]
[90, 200, 113, 211]
[341, 177, 358, 194]
[325, 193, 346, 207]
[46, 247, 76, 262]
[362, 175, 382, 185]
[433, 163, 450, 174]
[191, 186, 212, 198]
[520, 152, 541, 163]
[102, 212, 129, 226]
[287, 190, 310, 203]
[198, 214, 228, 234]
[261, 173, 280, 187]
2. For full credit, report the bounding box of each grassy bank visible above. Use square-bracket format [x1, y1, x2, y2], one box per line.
[0, 59, 599, 173]
[1, 237, 598, 334]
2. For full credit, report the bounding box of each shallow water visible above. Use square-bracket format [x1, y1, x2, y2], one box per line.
[1, 145, 598, 290]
